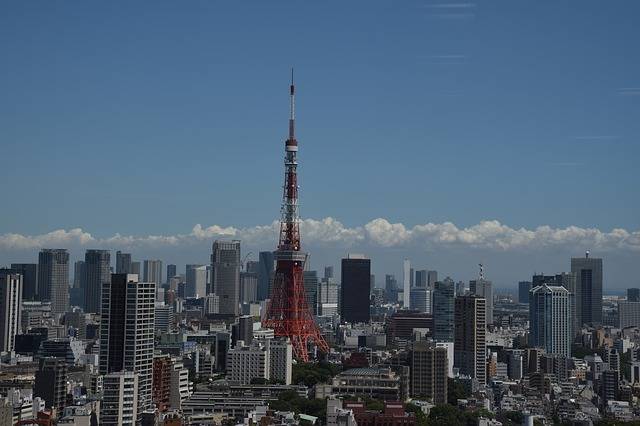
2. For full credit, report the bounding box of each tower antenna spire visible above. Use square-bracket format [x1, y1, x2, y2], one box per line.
[289, 68, 295, 139]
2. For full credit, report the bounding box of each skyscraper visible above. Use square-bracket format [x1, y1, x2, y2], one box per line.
[131, 261, 141, 276]
[618, 301, 640, 329]
[403, 259, 411, 309]
[518, 281, 532, 304]
[433, 279, 455, 342]
[166, 264, 177, 283]
[469, 278, 493, 325]
[143, 259, 163, 289]
[340, 255, 371, 324]
[211, 240, 241, 316]
[427, 271, 438, 289]
[84, 249, 111, 314]
[571, 252, 603, 326]
[38, 249, 69, 315]
[115, 251, 132, 274]
[454, 295, 487, 386]
[529, 284, 573, 357]
[303, 270, 319, 316]
[10, 263, 37, 301]
[627, 288, 640, 303]
[257, 251, 275, 301]
[415, 270, 427, 288]
[0, 269, 22, 352]
[239, 271, 258, 304]
[324, 266, 334, 280]
[73, 260, 85, 289]
[409, 288, 431, 314]
[385, 274, 398, 303]
[100, 274, 155, 412]
[186, 264, 207, 298]
[318, 277, 339, 316]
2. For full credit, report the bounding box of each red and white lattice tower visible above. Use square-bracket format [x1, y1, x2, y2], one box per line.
[262, 71, 330, 362]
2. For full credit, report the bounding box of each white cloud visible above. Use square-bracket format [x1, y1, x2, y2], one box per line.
[0, 218, 638, 252]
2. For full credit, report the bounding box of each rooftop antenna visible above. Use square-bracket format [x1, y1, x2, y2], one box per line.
[585, 250, 590, 259]
[479, 263, 485, 281]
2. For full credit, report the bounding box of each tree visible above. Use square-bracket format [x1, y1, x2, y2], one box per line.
[447, 377, 469, 405]
[405, 403, 428, 426]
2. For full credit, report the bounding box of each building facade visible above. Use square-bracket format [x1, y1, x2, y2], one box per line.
[84, 249, 111, 314]
[211, 240, 241, 316]
[100, 274, 155, 412]
[0, 269, 22, 352]
[454, 296, 487, 386]
[101, 371, 139, 425]
[341, 255, 371, 324]
[433, 279, 455, 342]
[529, 284, 573, 357]
[571, 253, 603, 327]
[38, 249, 69, 314]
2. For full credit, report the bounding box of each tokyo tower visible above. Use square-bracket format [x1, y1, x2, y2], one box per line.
[262, 71, 330, 362]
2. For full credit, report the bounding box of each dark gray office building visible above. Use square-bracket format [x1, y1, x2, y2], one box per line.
[10, 263, 37, 301]
[628, 288, 640, 303]
[85, 249, 111, 314]
[571, 252, 603, 326]
[38, 249, 69, 315]
[211, 240, 241, 316]
[518, 281, 532, 304]
[303, 270, 319, 315]
[433, 279, 455, 342]
[115, 251, 132, 274]
[257, 251, 275, 301]
[340, 255, 371, 324]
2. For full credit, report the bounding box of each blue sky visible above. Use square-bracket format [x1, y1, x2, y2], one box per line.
[1, 1, 639, 288]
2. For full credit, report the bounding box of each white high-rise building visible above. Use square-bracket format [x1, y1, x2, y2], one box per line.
[403, 259, 411, 309]
[529, 284, 573, 357]
[268, 338, 293, 385]
[100, 274, 155, 413]
[101, 371, 139, 426]
[0, 269, 22, 353]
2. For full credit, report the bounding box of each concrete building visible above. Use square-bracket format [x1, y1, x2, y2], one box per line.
[211, 240, 241, 316]
[34, 357, 68, 412]
[469, 279, 493, 325]
[403, 260, 411, 309]
[409, 288, 431, 314]
[303, 270, 319, 315]
[11, 263, 37, 301]
[186, 264, 207, 298]
[166, 264, 177, 283]
[627, 288, 640, 303]
[84, 249, 111, 314]
[143, 259, 163, 289]
[101, 371, 139, 425]
[0, 269, 22, 353]
[226, 340, 270, 385]
[341, 255, 371, 324]
[518, 281, 532, 304]
[529, 284, 573, 357]
[115, 251, 132, 274]
[257, 251, 275, 301]
[318, 277, 339, 316]
[38, 249, 69, 314]
[619, 301, 640, 329]
[454, 295, 487, 386]
[240, 271, 258, 304]
[155, 303, 173, 333]
[409, 341, 448, 404]
[385, 274, 398, 303]
[100, 274, 155, 412]
[433, 279, 455, 342]
[170, 358, 191, 410]
[268, 338, 293, 385]
[571, 252, 603, 326]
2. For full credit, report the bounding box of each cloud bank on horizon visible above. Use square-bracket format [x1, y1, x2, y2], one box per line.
[1, 218, 639, 252]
